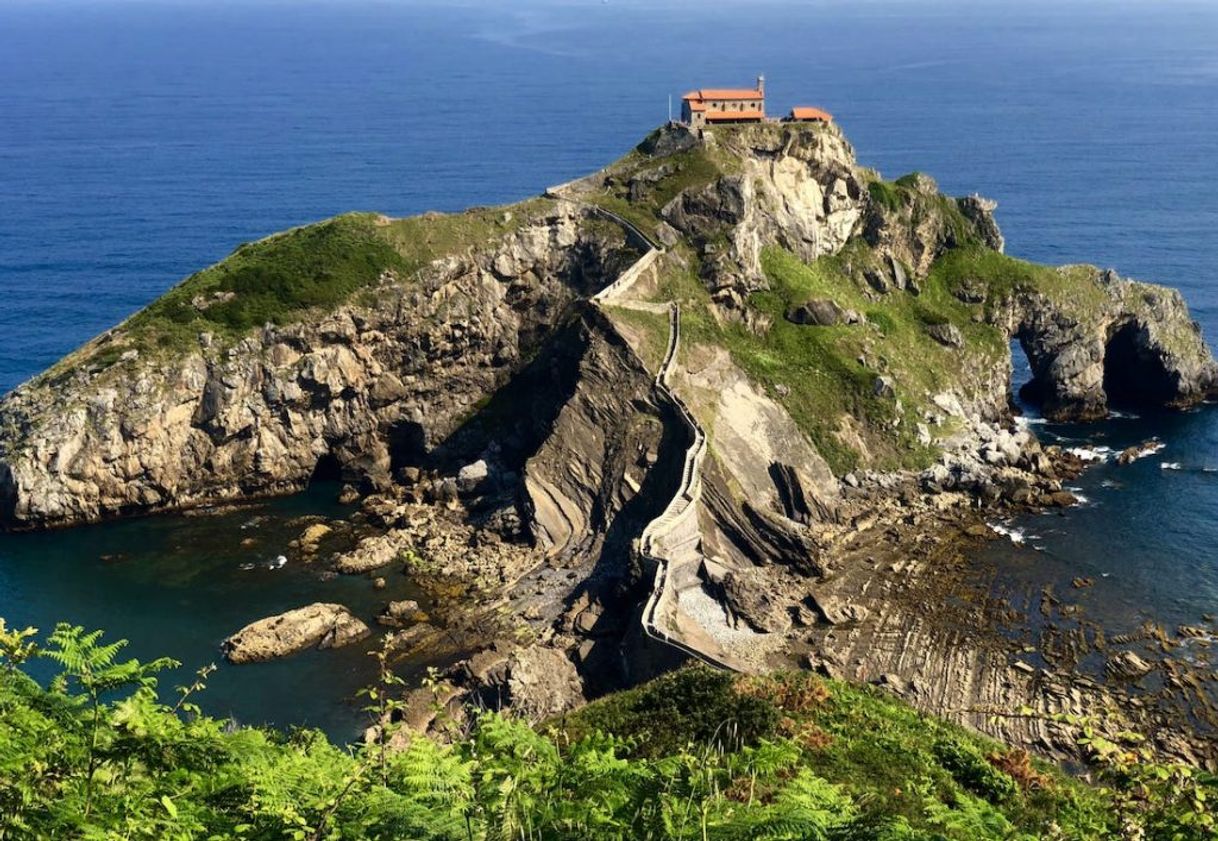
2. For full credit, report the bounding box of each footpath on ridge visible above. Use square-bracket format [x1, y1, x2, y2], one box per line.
[548, 182, 746, 671]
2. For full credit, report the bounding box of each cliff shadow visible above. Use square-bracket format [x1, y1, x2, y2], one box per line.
[1102, 321, 1176, 408]
[415, 310, 591, 477]
[566, 393, 694, 696]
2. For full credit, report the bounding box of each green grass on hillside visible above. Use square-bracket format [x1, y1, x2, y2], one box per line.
[603, 305, 670, 373]
[661, 242, 1007, 473]
[130, 214, 411, 337]
[589, 147, 729, 238]
[46, 201, 554, 378]
[557, 667, 1120, 839]
[867, 179, 911, 214]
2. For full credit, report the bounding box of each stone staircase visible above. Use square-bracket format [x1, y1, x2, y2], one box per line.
[558, 190, 736, 671]
[635, 304, 736, 670]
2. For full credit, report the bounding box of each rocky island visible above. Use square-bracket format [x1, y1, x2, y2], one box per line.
[3, 121, 1216, 768]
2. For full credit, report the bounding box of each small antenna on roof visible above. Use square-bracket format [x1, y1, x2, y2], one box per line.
[668, 94, 672, 123]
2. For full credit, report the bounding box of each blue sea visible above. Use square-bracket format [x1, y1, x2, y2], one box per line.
[2, 0, 1217, 736]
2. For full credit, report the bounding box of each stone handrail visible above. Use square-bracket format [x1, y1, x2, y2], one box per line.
[586, 205, 662, 254]
[592, 248, 661, 304]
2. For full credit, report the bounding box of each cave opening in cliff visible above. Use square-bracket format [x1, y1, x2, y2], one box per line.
[1103, 321, 1175, 407]
[1008, 338, 1041, 414]
[308, 453, 342, 485]
[387, 420, 427, 472]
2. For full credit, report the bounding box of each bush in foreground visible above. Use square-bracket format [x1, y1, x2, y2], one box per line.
[1, 620, 1214, 840]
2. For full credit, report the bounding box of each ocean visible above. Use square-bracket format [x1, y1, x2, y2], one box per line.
[2, 0, 1217, 737]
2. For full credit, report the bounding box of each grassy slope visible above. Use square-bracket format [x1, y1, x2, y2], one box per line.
[638, 241, 1010, 474]
[558, 666, 1117, 839]
[586, 131, 1150, 474]
[42, 200, 553, 382]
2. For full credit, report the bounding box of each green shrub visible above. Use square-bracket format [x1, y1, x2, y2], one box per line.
[558, 665, 780, 757]
[2, 617, 1203, 840]
[933, 736, 1019, 803]
[868, 180, 908, 213]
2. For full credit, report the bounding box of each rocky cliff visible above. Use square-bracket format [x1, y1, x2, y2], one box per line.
[0, 204, 642, 528]
[4, 122, 1212, 532]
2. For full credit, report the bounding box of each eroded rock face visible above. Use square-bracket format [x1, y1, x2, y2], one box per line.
[1008, 269, 1218, 421]
[720, 567, 791, 633]
[786, 299, 863, 327]
[465, 644, 585, 720]
[221, 603, 370, 664]
[861, 173, 986, 280]
[0, 205, 638, 529]
[523, 309, 665, 558]
[660, 125, 866, 305]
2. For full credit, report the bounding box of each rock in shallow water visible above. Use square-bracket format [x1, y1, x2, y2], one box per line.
[221, 603, 370, 664]
[1106, 650, 1155, 680]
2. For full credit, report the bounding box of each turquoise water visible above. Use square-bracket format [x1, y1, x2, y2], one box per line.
[0, 485, 433, 739]
[2, 0, 1217, 729]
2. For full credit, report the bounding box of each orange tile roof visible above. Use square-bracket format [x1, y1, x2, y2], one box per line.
[704, 109, 765, 122]
[683, 88, 764, 101]
[790, 106, 833, 121]
[687, 100, 707, 112]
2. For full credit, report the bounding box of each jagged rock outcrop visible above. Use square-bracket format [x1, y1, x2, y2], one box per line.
[660, 125, 866, 306]
[1004, 268, 1217, 420]
[0, 205, 640, 529]
[522, 308, 666, 558]
[464, 644, 586, 720]
[221, 603, 370, 664]
[5, 121, 1211, 532]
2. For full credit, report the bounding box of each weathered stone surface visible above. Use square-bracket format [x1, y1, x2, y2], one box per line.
[660, 124, 865, 301]
[377, 599, 425, 627]
[957, 195, 1005, 252]
[298, 522, 332, 556]
[335, 529, 412, 574]
[456, 459, 490, 494]
[1008, 270, 1217, 421]
[785, 299, 863, 327]
[678, 347, 839, 525]
[221, 603, 369, 664]
[926, 322, 964, 348]
[465, 644, 585, 720]
[523, 310, 663, 557]
[0, 203, 640, 529]
[720, 568, 792, 633]
[1117, 438, 1164, 465]
[1107, 650, 1155, 680]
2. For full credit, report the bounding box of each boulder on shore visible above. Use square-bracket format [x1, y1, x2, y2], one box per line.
[465, 644, 585, 720]
[221, 603, 370, 664]
[334, 529, 411, 574]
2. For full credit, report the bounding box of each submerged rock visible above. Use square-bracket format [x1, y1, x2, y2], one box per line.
[1117, 438, 1164, 465]
[221, 603, 370, 664]
[376, 599, 425, 627]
